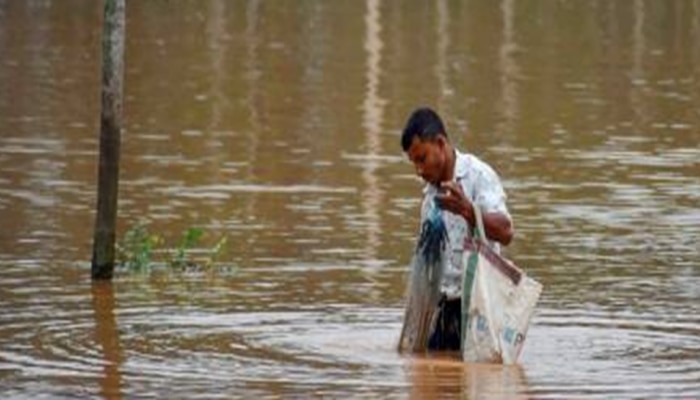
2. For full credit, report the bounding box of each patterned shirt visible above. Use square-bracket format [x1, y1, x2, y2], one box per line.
[420, 150, 511, 298]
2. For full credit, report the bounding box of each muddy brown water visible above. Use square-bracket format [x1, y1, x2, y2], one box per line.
[1, 1, 699, 398]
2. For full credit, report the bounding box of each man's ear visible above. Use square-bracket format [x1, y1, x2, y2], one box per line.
[436, 135, 447, 148]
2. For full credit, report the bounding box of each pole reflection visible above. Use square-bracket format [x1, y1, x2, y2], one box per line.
[91, 282, 124, 400]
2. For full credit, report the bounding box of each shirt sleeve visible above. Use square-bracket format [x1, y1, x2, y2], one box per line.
[474, 162, 511, 221]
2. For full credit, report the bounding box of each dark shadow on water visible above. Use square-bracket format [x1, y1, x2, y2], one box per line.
[91, 282, 124, 400]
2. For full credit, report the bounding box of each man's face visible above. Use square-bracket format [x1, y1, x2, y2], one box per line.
[406, 135, 446, 186]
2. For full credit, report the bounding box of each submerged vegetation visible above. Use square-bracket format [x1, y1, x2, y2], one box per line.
[116, 220, 231, 274]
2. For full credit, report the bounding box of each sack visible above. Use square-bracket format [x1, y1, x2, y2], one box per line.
[460, 206, 542, 364]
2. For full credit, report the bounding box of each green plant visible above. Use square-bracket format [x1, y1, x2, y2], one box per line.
[168, 227, 204, 270]
[117, 221, 229, 273]
[116, 220, 162, 271]
[206, 235, 228, 269]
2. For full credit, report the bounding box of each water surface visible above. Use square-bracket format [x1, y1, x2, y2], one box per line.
[0, 1, 699, 398]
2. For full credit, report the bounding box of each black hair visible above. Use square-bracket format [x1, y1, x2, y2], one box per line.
[400, 107, 448, 152]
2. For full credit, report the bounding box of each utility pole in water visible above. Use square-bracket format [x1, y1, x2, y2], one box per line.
[92, 0, 125, 280]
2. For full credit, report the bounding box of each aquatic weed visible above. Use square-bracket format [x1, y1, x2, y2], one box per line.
[116, 221, 231, 274]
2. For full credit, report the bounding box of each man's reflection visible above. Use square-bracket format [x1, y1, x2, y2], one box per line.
[408, 354, 530, 400]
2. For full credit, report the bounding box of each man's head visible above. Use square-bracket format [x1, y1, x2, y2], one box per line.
[401, 107, 451, 185]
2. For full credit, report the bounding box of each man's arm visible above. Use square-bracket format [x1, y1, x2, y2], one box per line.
[435, 181, 514, 246]
[479, 210, 513, 245]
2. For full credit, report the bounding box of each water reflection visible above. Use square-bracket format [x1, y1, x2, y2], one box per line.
[497, 0, 519, 140]
[360, 0, 385, 275]
[205, 0, 229, 156]
[91, 282, 124, 400]
[630, 0, 649, 131]
[435, 0, 452, 113]
[408, 357, 529, 400]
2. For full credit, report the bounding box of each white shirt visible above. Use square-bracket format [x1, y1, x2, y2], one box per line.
[420, 150, 511, 298]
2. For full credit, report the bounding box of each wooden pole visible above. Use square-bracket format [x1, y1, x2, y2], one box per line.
[92, 0, 125, 280]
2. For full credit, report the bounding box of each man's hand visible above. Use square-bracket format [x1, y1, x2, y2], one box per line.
[435, 181, 474, 225]
[435, 180, 514, 246]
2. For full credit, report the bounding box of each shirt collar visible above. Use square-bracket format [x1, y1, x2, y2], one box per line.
[454, 149, 469, 180]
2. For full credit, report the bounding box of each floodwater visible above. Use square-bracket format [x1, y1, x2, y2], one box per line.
[1, 1, 699, 398]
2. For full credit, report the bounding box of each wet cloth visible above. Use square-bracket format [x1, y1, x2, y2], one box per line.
[420, 150, 512, 299]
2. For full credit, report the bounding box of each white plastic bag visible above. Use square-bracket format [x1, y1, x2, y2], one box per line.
[460, 207, 542, 364]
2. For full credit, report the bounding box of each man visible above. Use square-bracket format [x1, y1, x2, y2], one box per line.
[401, 107, 514, 351]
